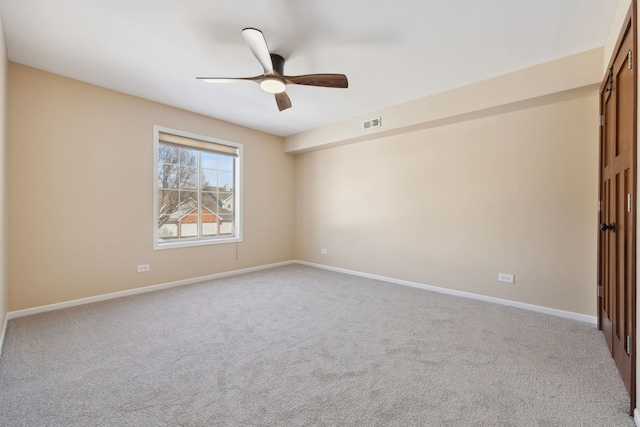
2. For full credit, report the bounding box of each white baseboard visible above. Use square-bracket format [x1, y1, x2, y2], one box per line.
[294, 260, 598, 325]
[1, 258, 598, 359]
[0, 313, 7, 358]
[4, 260, 598, 325]
[635, 408, 640, 426]
[6, 260, 295, 321]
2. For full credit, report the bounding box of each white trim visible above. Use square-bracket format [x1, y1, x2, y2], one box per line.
[634, 408, 640, 427]
[2, 259, 599, 357]
[6, 261, 294, 320]
[0, 313, 7, 358]
[154, 235, 242, 250]
[294, 260, 598, 324]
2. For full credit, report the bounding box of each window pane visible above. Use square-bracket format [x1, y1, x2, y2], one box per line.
[158, 223, 178, 239]
[180, 216, 198, 238]
[201, 206, 218, 237]
[179, 148, 197, 166]
[178, 166, 197, 190]
[201, 151, 218, 169]
[179, 191, 198, 209]
[158, 189, 180, 221]
[218, 155, 234, 171]
[202, 222, 218, 236]
[201, 169, 217, 189]
[218, 171, 233, 189]
[158, 163, 179, 189]
[201, 191, 218, 213]
[219, 219, 234, 235]
[219, 192, 233, 211]
[159, 144, 180, 164]
[158, 188, 180, 239]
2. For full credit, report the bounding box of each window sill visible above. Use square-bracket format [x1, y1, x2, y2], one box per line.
[154, 236, 242, 250]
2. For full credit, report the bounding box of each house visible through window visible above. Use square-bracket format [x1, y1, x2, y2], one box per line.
[153, 126, 242, 249]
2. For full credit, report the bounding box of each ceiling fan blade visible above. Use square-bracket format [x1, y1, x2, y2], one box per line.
[196, 76, 262, 84]
[284, 74, 348, 88]
[242, 28, 274, 74]
[275, 92, 291, 111]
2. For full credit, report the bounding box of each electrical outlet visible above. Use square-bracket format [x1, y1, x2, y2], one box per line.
[320, 249, 328, 255]
[137, 264, 150, 273]
[498, 273, 514, 284]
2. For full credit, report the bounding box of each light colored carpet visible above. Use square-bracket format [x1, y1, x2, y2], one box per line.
[0, 264, 634, 426]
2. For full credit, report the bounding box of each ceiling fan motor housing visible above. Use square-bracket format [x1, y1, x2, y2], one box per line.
[270, 54, 285, 74]
[260, 54, 286, 93]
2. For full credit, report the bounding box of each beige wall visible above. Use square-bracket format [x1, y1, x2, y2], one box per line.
[287, 53, 602, 318]
[295, 92, 598, 315]
[7, 63, 295, 310]
[0, 13, 7, 335]
[285, 49, 602, 155]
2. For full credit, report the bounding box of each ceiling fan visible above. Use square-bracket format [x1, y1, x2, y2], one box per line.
[197, 28, 349, 111]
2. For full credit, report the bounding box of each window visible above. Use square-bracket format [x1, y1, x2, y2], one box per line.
[153, 126, 242, 249]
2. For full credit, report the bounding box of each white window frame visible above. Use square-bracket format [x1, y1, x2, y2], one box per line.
[153, 125, 243, 250]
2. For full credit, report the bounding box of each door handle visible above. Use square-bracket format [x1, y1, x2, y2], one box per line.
[600, 222, 616, 232]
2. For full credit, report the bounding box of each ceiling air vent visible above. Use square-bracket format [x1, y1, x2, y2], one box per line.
[363, 116, 381, 130]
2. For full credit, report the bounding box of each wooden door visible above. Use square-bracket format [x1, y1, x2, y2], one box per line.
[598, 3, 637, 414]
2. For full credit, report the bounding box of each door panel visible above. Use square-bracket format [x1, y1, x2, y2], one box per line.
[598, 7, 636, 414]
[601, 175, 613, 351]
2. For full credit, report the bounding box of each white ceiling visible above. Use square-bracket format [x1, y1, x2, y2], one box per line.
[0, 0, 619, 137]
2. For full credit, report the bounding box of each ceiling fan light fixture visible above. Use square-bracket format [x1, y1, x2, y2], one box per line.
[260, 76, 286, 94]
